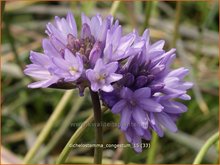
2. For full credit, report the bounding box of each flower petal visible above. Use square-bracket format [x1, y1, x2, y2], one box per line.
[106, 73, 122, 83]
[156, 112, 177, 132]
[120, 107, 132, 131]
[29, 51, 50, 66]
[52, 57, 69, 70]
[105, 61, 119, 73]
[66, 12, 77, 37]
[162, 100, 187, 114]
[120, 87, 133, 99]
[139, 99, 163, 112]
[81, 23, 92, 39]
[86, 69, 98, 82]
[132, 135, 142, 153]
[134, 87, 151, 99]
[94, 59, 104, 72]
[101, 85, 114, 92]
[111, 100, 126, 114]
[42, 39, 60, 58]
[143, 129, 152, 140]
[91, 82, 100, 92]
[132, 107, 148, 129]
[28, 76, 58, 88]
[169, 68, 189, 80]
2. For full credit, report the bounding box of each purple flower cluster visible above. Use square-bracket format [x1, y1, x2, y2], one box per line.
[101, 29, 193, 152]
[24, 12, 192, 153]
[24, 12, 142, 95]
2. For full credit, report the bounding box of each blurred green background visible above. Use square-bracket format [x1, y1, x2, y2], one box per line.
[1, 1, 219, 164]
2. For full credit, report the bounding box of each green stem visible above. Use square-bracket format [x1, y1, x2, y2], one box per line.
[23, 91, 73, 164]
[109, 1, 120, 16]
[172, 1, 182, 47]
[143, 1, 153, 30]
[146, 131, 158, 164]
[89, 89, 103, 164]
[151, 1, 158, 18]
[193, 132, 219, 164]
[56, 107, 108, 164]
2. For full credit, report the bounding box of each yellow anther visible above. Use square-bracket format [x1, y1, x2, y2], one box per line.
[98, 75, 105, 81]
[69, 67, 77, 74]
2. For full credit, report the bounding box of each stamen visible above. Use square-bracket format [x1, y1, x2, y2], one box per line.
[98, 75, 105, 81]
[69, 66, 78, 74]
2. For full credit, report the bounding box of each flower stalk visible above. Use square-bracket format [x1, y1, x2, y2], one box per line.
[89, 89, 103, 164]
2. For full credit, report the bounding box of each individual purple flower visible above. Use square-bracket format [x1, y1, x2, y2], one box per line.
[24, 51, 59, 88]
[86, 59, 122, 92]
[100, 29, 193, 152]
[162, 67, 193, 100]
[103, 26, 145, 63]
[81, 13, 112, 43]
[112, 87, 163, 130]
[52, 49, 83, 82]
[46, 12, 78, 45]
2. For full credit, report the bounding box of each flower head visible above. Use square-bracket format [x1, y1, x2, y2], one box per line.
[100, 29, 193, 152]
[24, 12, 129, 94]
